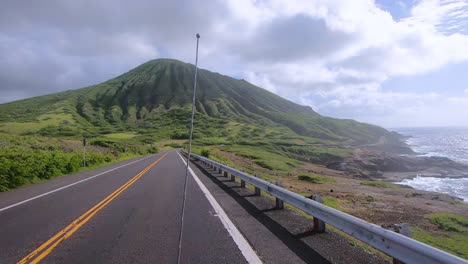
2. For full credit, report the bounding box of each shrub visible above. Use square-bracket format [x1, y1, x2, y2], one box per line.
[0, 174, 9, 191]
[171, 131, 190, 139]
[201, 149, 210, 158]
[0, 140, 118, 191]
[297, 173, 335, 184]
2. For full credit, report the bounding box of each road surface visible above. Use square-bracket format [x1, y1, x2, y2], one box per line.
[0, 150, 383, 264]
[0, 151, 252, 264]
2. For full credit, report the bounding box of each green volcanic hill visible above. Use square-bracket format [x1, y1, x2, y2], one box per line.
[0, 59, 403, 167]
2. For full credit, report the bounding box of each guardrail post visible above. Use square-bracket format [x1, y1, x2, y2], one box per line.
[311, 195, 326, 233]
[218, 167, 222, 174]
[382, 224, 412, 264]
[184, 154, 468, 264]
[231, 174, 235, 181]
[275, 182, 284, 209]
[254, 175, 261, 196]
[254, 186, 261, 196]
[223, 171, 228, 177]
[241, 180, 246, 188]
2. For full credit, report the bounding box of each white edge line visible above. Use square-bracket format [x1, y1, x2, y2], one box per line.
[177, 152, 263, 264]
[0, 155, 154, 212]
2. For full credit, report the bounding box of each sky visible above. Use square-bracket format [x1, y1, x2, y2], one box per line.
[0, 0, 468, 128]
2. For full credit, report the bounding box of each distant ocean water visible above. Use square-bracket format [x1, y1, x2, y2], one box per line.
[393, 127, 468, 201]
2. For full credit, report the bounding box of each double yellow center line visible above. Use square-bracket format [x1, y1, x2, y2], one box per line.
[18, 153, 168, 264]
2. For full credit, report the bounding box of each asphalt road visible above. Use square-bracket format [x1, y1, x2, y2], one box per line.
[0, 150, 249, 264]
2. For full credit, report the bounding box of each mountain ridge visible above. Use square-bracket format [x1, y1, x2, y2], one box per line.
[0, 58, 397, 144]
[0, 58, 410, 168]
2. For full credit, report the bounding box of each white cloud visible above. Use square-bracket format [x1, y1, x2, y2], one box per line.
[1, 0, 468, 127]
[244, 71, 277, 93]
[406, 0, 468, 33]
[222, 0, 468, 127]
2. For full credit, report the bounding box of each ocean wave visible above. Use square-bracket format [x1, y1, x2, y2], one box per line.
[397, 176, 468, 201]
[400, 128, 468, 165]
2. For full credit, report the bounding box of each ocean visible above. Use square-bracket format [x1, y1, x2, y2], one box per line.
[393, 127, 468, 201]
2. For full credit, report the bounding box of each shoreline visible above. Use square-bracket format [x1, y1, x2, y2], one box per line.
[335, 130, 468, 203]
[393, 176, 468, 202]
[383, 134, 468, 202]
[383, 171, 468, 181]
[212, 148, 468, 259]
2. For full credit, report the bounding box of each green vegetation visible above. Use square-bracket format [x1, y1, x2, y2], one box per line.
[0, 134, 156, 191]
[427, 213, 468, 233]
[1, 58, 464, 259]
[0, 112, 75, 134]
[103, 132, 138, 139]
[297, 173, 335, 184]
[0, 59, 401, 194]
[193, 148, 235, 167]
[411, 213, 468, 259]
[0, 59, 400, 170]
[413, 228, 468, 259]
[323, 196, 339, 209]
[222, 145, 303, 171]
[360, 180, 399, 188]
[200, 149, 211, 158]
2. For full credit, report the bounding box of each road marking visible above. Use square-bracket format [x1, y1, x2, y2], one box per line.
[177, 152, 263, 264]
[17, 153, 168, 264]
[0, 155, 154, 213]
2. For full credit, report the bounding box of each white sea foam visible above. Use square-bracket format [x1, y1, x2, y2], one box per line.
[394, 127, 468, 201]
[397, 176, 468, 201]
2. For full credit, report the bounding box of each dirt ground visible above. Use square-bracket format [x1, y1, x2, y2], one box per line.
[214, 149, 468, 232]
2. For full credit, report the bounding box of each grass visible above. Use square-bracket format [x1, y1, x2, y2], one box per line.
[427, 213, 468, 233]
[0, 112, 75, 134]
[360, 180, 399, 188]
[189, 147, 236, 168]
[221, 145, 303, 171]
[0, 59, 399, 170]
[413, 228, 468, 259]
[156, 139, 187, 151]
[0, 59, 428, 262]
[297, 173, 335, 184]
[411, 213, 468, 259]
[103, 132, 138, 139]
[196, 141, 468, 260]
[323, 196, 339, 209]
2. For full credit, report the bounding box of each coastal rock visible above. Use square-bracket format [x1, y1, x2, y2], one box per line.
[328, 148, 468, 179]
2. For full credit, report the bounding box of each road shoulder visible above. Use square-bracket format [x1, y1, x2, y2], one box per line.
[186, 155, 388, 264]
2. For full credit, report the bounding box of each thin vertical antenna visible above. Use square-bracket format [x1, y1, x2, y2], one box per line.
[186, 33, 200, 170]
[177, 33, 200, 264]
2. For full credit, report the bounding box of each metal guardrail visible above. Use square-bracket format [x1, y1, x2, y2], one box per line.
[184, 151, 468, 264]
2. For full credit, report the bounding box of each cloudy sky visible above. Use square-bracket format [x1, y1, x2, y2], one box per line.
[1, 0, 467, 128]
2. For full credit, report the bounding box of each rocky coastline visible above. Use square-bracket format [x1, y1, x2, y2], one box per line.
[328, 138, 468, 182]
